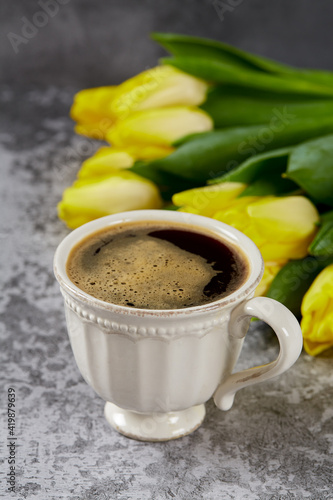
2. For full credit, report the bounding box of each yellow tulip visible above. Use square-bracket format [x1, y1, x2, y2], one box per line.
[57, 171, 162, 229]
[70, 87, 117, 140]
[301, 264, 333, 356]
[254, 262, 284, 297]
[78, 145, 174, 180]
[124, 144, 174, 161]
[70, 66, 209, 140]
[106, 106, 213, 148]
[214, 195, 319, 262]
[172, 182, 247, 217]
[109, 65, 209, 118]
[78, 147, 135, 179]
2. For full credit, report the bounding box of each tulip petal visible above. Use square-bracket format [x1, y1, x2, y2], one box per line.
[94, 144, 174, 161]
[110, 66, 209, 118]
[303, 338, 333, 356]
[258, 240, 315, 261]
[247, 196, 319, 243]
[254, 262, 284, 297]
[301, 264, 333, 355]
[78, 144, 175, 180]
[70, 86, 117, 139]
[173, 182, 246, 217]
[214, 196, 259, 232]
[57, 171, 162, 229]
[78, 147, 135, 179]
[125, 144, 174, 160]
[302, 265, 333, 308]
[106, 106, 213, 147]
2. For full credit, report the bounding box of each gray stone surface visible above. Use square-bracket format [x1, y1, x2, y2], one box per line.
[1, 86, 333, 500]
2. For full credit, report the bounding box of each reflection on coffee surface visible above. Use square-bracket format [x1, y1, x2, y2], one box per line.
[66, 221, 249, 310]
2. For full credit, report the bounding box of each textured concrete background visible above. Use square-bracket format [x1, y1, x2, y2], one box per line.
[2, 0, 333, 87]
[1, 1, 333, 499]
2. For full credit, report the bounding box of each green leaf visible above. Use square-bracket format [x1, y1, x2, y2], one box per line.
[266, 257, 332, 318]
[211, 147, 291, 184]
[201, 87, 333, 128]
[286, 134, 333, 206]
[152, 32, 291, 74]
[213, 147, 298, 196]
[150, 117, 333, 184]
[152, 32, 333, 87]
[279, 67, 333, 87]
[309, 221, 333, 257]
[239, 175, 298, 197]
[321, 210, 333, 223]
[149, 125, 267, 183]
[162, 57, 333, 98]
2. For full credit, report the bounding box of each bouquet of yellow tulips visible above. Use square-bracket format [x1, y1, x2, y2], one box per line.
[58, 33, 333, 357]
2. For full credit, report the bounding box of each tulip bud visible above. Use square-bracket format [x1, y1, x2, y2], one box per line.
[109, 65, 209, 118]
[301, 263, 333, 356]
[254, 262, 284, 297]
[172, 182, 246, 217]
[106, 106, 213, 148]
[58, 171, 162, 229]
[214, 195, 319, 262]
[70, 66, 209, 140]
[70, 86, 117, 140]
[78, 147, 135, 179]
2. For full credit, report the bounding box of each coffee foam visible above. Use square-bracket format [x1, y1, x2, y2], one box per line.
[67, 229, 219, 309]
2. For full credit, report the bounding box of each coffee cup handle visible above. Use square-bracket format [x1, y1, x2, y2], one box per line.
[214, 297, 303, 411]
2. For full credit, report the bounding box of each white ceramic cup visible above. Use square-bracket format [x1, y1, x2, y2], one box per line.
[54, 210, 303, 441]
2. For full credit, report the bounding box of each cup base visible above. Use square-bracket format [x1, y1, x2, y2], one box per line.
[104, 402, 206, 441]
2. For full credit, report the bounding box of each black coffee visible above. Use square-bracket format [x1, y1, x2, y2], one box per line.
[66, 221, 249, 310]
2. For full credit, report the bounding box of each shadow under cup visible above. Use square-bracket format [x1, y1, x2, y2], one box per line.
[54, 210, 302, 441]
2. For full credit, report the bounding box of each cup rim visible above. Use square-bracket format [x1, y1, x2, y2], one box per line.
[54, 210, 264, 317]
